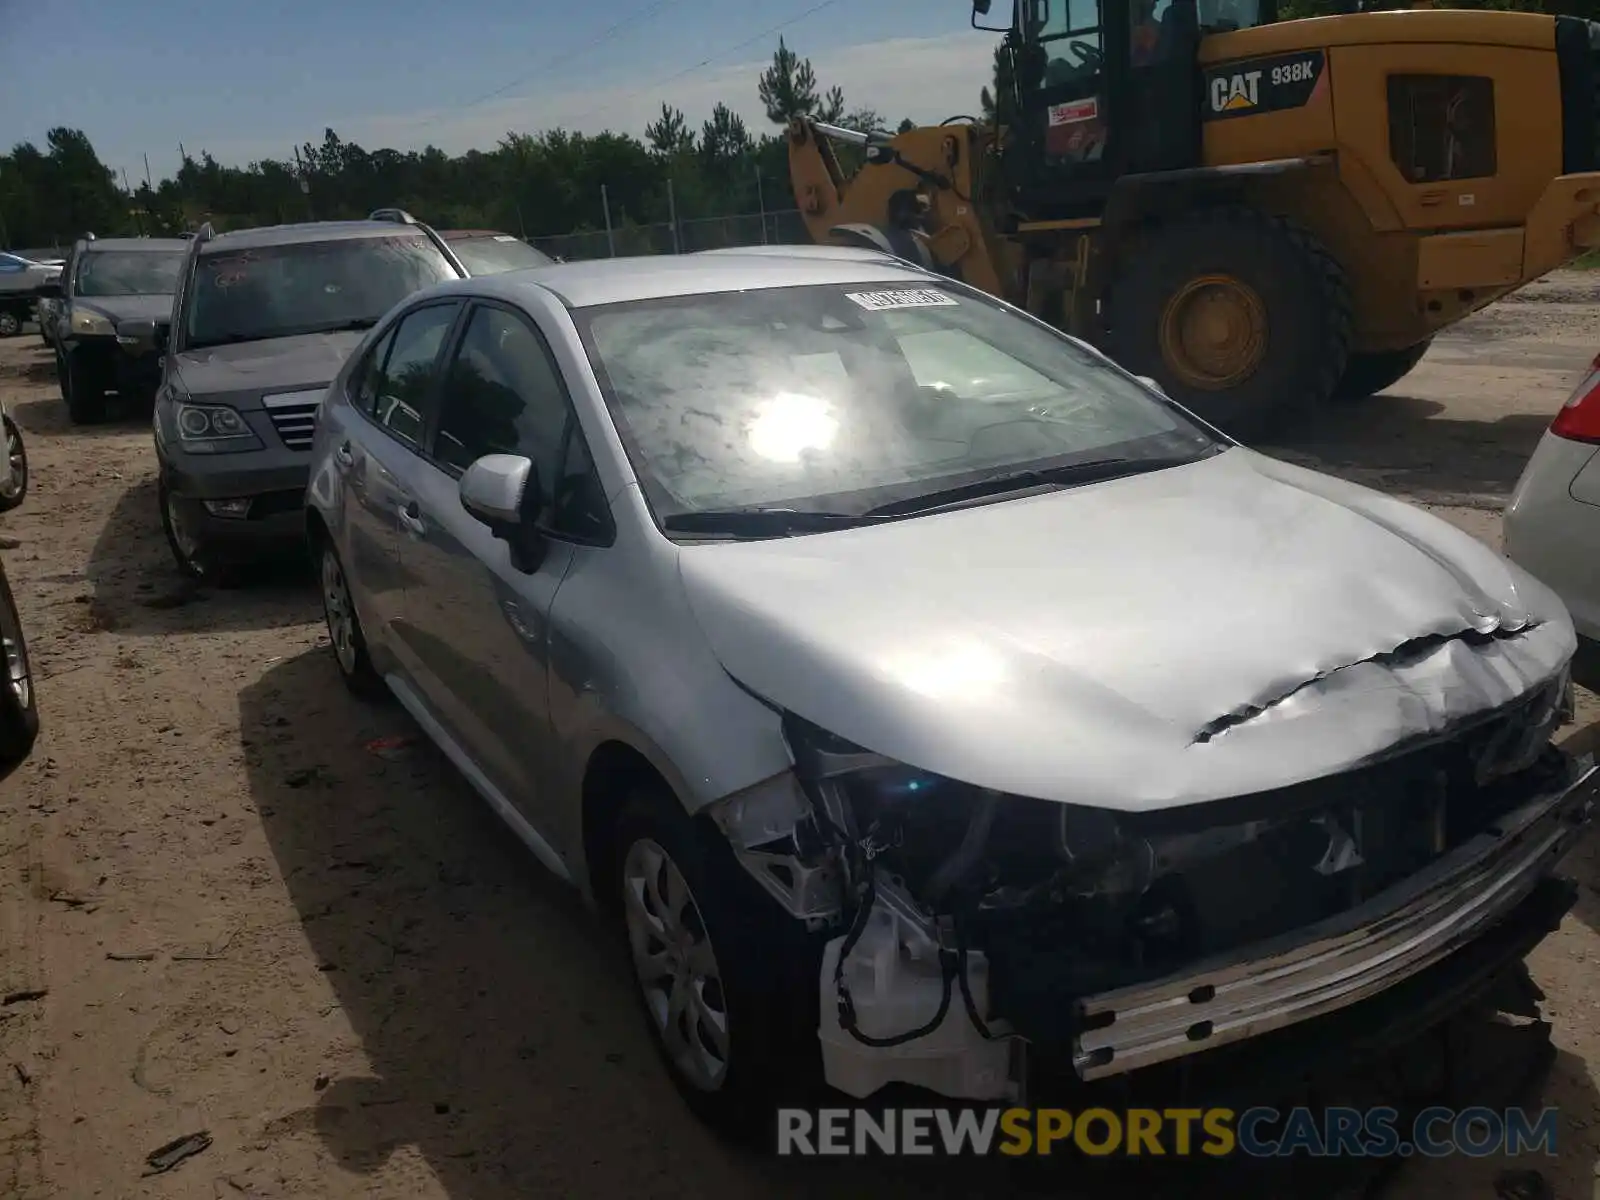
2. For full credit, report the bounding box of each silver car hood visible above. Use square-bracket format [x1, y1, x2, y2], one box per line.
[676, 447, 1576, 813]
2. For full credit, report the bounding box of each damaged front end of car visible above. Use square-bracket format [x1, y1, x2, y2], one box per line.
[706, 658, 1596, 1105]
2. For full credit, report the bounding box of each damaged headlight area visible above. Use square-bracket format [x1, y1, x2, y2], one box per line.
[707, 670, 1588, 1102]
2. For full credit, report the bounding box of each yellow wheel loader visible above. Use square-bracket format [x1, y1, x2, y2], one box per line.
[786, 0, 1600, 433]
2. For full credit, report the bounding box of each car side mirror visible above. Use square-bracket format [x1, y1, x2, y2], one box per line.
[35, 280, 61, 300]
[460, 453, 546, 571]
[117, 318, 165, 349]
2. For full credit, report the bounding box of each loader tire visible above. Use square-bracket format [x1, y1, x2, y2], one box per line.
[1103, 206, 1352, 439]
[1335, 338, 1433, 400]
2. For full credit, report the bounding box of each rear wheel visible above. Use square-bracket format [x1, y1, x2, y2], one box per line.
[318, 539, 384, 699]
[1104, 206, 1352, 438]
[1335, 338, 1433, 400]
[0, 561, 40, 770]
[61, 348, 109, 425]
[0, 309, 21, 339]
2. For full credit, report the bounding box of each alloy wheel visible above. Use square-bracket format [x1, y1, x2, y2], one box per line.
[622, 837, 731, 1093]
[0, 312, 19, 338]
[321, 548, 358, 676]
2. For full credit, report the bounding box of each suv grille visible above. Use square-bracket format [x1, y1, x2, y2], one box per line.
[261, 389, 324, 451]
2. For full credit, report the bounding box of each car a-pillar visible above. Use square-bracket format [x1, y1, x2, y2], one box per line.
[1101, 204, 1353, 438]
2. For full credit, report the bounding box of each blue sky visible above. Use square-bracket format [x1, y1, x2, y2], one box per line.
[0, 0, 999, 183]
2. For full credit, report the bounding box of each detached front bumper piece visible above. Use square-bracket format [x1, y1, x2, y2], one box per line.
[1073, 757, 1597, 1081]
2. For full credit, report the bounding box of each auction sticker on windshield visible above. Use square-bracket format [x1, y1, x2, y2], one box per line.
[845, 288, 958, 311]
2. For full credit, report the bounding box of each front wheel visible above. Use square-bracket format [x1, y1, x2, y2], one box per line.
[0, 561, 40, 771]
[613, 787, 821, 1137]
[61, 349, 109, 425]
[0, 414, 26, 514]
[157, 473, 237, 588]
[1103, 206, 1352, 438]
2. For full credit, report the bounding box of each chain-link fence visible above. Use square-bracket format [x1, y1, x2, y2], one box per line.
[530, 209, 811, 262]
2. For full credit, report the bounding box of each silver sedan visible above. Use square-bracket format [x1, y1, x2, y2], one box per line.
[1504, 354, 1600, 685]
[304, 249, 1593, 1130]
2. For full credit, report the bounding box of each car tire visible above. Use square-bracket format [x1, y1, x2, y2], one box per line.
[613, 786, 823, 1139]
[317, 539, 385, 700]
[157, 473, 238, 588]
[0, 414, 26, 514]
[0, 310, 21, 339]
[61, 349, 109, 426]
[0, 561, 40, 771]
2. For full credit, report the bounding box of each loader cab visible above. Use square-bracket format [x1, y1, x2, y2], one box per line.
[982, 0, 1277, 216]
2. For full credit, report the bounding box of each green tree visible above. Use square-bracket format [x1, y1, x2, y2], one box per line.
[645, 105, 696, 156]
[758, 36, 820, 125]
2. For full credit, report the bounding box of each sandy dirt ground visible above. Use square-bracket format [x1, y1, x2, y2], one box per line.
[2, 278, 1600, 1199]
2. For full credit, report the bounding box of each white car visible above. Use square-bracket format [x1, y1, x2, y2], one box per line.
[1504, 356, 1600, 685]
[0, 252, 62, 338]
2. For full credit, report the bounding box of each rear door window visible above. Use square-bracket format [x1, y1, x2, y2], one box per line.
[360, 302, 460, 449]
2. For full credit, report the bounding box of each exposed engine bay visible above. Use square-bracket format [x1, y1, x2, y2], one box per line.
[709, 666, 1595, 1102]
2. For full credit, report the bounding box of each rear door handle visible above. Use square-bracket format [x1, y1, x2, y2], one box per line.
[398, 500, 426, 536]
[334, 441, 354, 468]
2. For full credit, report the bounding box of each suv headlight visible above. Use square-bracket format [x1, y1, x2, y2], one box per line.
[173, 402, 263, 454]
[69, 308, 114, 337]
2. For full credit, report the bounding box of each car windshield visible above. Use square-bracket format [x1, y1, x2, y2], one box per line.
[76, 251, 183, 297]
[185, 234, 458, 349]
[577, 282, 1219, 521]
[448, 235, 553, 275]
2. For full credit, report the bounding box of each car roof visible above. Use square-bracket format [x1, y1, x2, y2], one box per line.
[81, 238, 189, 253]
[427, 251, 942, 309]
[198, 220, 438, 253]
[439, 229, 517, 241]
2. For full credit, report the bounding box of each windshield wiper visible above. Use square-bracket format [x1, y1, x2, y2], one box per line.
[188, 331, 267, 349]
[189, 318, 380, 350]
[664, 507, 893, 536]
[863, 452, 1211, 518]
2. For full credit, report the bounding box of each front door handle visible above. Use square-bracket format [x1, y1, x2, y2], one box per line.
[334, 441, 354, 468]
[397, 500, 426, 536]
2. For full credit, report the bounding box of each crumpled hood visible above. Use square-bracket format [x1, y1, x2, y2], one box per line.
[74, 294, 172, 325]
[172, 330, 367, 407]
[677, 447, 1576, 812]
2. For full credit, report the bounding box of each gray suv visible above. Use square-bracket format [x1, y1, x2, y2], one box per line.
[37, 236, 187, 423]
[146, 214, 465, 582]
